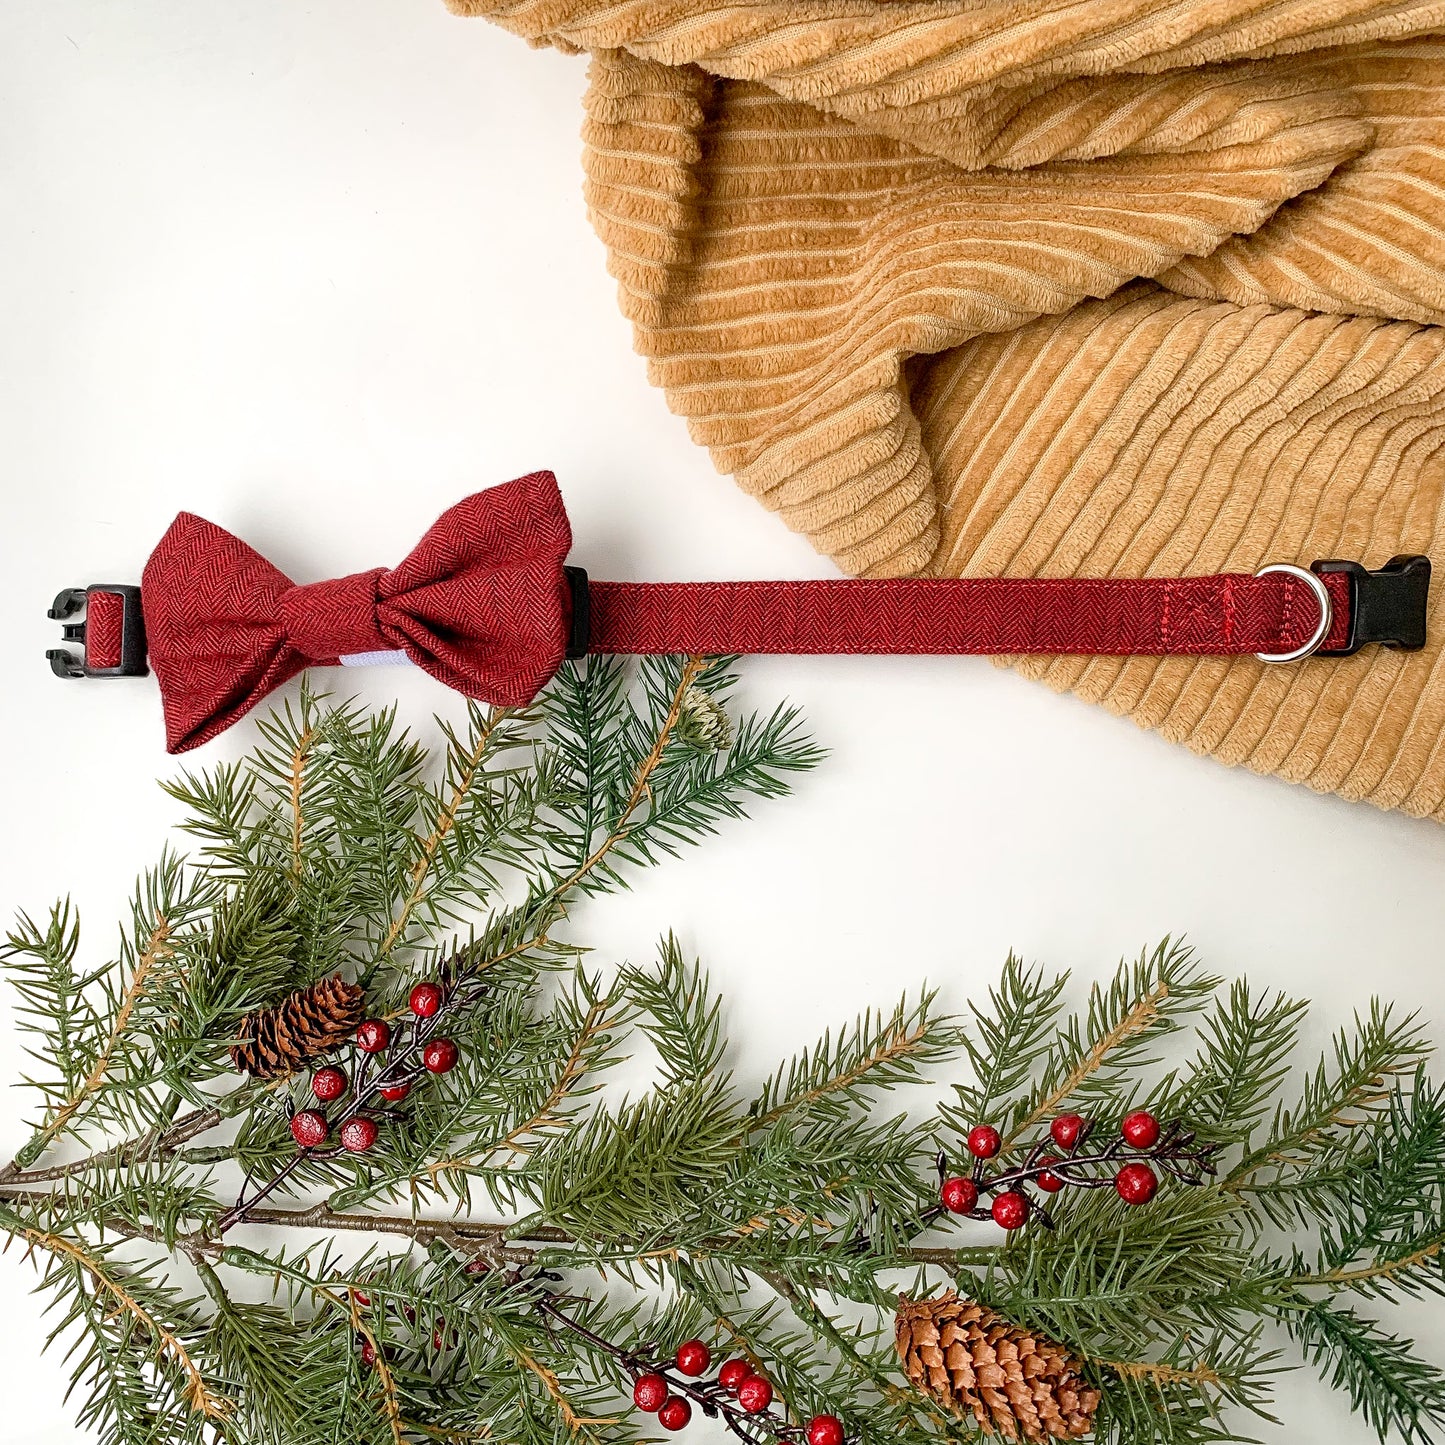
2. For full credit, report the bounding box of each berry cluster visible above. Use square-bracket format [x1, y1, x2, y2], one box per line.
[626, 1340, 843, 1442]
[285, 980, 460, 1156]
[936, 1110, 1219, 1232]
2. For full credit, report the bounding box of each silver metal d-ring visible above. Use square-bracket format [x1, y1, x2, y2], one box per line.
[1254, 564, 1333, 664]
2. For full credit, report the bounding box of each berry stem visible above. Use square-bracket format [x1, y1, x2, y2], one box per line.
[217, 972, 487, 1233]
[919, 1118, 1219, 1235]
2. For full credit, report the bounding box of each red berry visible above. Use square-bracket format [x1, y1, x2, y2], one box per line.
[378, 1081, 412, 1102]
[290, 1109, 328, 1148]
[356, 1019, 391, 1053]
[1036, 1158, 1065, 1193]
[808, 1415, 846, 1445]
[1050, 1113, 1086, 1150]
[675, 1340, 711, 1376]
[940, 1176, 979, 1214]
[422, 1038, 459, 1074]
[359, 1338, 376, 1366]
[737, 1375, 773, 1413]
[967, 1125, 1002, 1159]
[991, 1191, 1030, 1230]
[658, 1397, 692, 1432]
[350, 1289, 371, 1307]
[311, 1066, 347, 1102]
[409, 981, 444, 1018]
[340, 1117, 379, 1153]
[633, 1374, 669, 1412]
[718, 1359, 751, 1393]
[1115, 1161, 1158, 1206]
[1121, 1110, 1160, 1149]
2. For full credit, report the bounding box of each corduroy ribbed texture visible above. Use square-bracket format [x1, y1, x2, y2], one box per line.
[445, 0, 1445, 818]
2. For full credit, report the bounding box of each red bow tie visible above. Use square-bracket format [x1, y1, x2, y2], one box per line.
[47, 471, 1431, 753]
[140, 471, 579, 752]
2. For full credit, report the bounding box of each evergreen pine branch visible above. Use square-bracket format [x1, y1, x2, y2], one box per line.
[622, 935, 726, 1089]
[1089, 1326, 1279, 1445]
[0, 1207, 229, 1425]
[369, 701, 551, 971]
[1001, 940, 1219, 1150]
[984, 1184, 1266, 1349]
[1167, 980, 1308, 1142]
[537, 1074, 744, 1241]
[9, 854, 218, 1167]
[332, 967, 627, 1213]
[161, 758, 263, 879]
[1285, 1297, 1445, 1444]
[544, 654, 632, 875]
[748, 992, 958, 1133]
[3, 898, 92, 1107]
[942, 955, 1069, 1143]
[1283, 1071, 1445, 1303]
[1227, 1001, 1431, 1224]
[8, 672, 1445, 1445]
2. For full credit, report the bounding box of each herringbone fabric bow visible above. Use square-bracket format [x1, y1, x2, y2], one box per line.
[141, 471, 575, 753]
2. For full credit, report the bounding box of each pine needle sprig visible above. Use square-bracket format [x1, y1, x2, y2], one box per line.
[942, 955, 1069, 1147]
[1167, 980, 1309, 1142]
[6, 853, 221, 1166]
[999, 940, 1220, 1151]
[1089, 1325, 1280, 1445]
[1284, 1071, 1445, 1304]
[622, 935, 726, 1089]
[1284, 1298, 1445, 1445]
[983, 1183, 1264, 1350]
[748, 992, 960, 1134]
[1227, 1000, 1431, 1227]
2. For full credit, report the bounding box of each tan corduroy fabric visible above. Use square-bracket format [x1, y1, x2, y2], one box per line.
[446, 1, 1445, 818]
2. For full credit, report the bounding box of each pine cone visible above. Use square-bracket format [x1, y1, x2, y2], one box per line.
[230, 974, 365, 1079]
[895, 1293, 1099, 1442]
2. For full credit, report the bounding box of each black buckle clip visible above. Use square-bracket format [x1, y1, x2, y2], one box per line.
[563, 566, 590, 660]
[47, 584, 149, 679]
[1312, 556, 1431, 658]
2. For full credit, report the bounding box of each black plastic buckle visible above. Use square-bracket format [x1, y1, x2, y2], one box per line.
[1311, 556, 1431, 658]
[563, 566, 590, 660]
[47, 584, 149, 679]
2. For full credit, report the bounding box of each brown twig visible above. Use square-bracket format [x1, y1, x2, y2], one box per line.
[0, 1103, 224, 1188]
[347, 1284, 407, 1445]
[12, 1224, 231, 1420]
[0, 1184, 994, 1276]
[512, 1342, 620, 1431]
[1287, 1239, 1445, 1288]
[288, 724, 317, 878]
[1097, 1358, 1222, 1387]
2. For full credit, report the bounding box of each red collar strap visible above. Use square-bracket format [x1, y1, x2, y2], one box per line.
[46, 471, 1431, 754]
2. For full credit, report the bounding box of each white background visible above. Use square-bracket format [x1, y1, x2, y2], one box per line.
[3, 3, 1445, 1441]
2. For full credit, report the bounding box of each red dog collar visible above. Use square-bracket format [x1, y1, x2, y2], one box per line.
[47, 471, 1431, 753]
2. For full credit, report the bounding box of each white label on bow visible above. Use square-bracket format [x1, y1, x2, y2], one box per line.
[338, 651, 414, 667]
